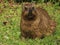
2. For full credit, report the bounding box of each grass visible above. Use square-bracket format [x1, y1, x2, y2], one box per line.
[0, 2, 60, 45]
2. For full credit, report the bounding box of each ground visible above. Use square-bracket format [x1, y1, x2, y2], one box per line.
[0, 2, 60, 45]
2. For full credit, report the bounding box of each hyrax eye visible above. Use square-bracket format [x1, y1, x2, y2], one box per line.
[32, 7, 34, 10]
[25, 7, 28, 10]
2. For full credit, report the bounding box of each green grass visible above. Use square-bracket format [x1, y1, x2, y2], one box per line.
[0, 2, 60, 45]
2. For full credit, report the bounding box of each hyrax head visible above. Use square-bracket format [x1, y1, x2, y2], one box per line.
[22, 2, 37, 21]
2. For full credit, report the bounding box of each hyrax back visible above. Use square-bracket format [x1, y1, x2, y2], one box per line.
[20, 3, 56, 39]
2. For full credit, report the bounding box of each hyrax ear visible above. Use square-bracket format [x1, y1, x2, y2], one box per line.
[31, 2, 35, 6]
[22, 3, 28, 11]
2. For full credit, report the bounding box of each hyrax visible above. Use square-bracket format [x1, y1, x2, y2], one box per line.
[20, 3, 56, 39]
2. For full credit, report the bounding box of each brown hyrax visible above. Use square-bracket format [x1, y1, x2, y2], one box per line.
[20, 2, 56, 39]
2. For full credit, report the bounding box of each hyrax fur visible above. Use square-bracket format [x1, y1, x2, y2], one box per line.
[20, 3, 56, 39]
